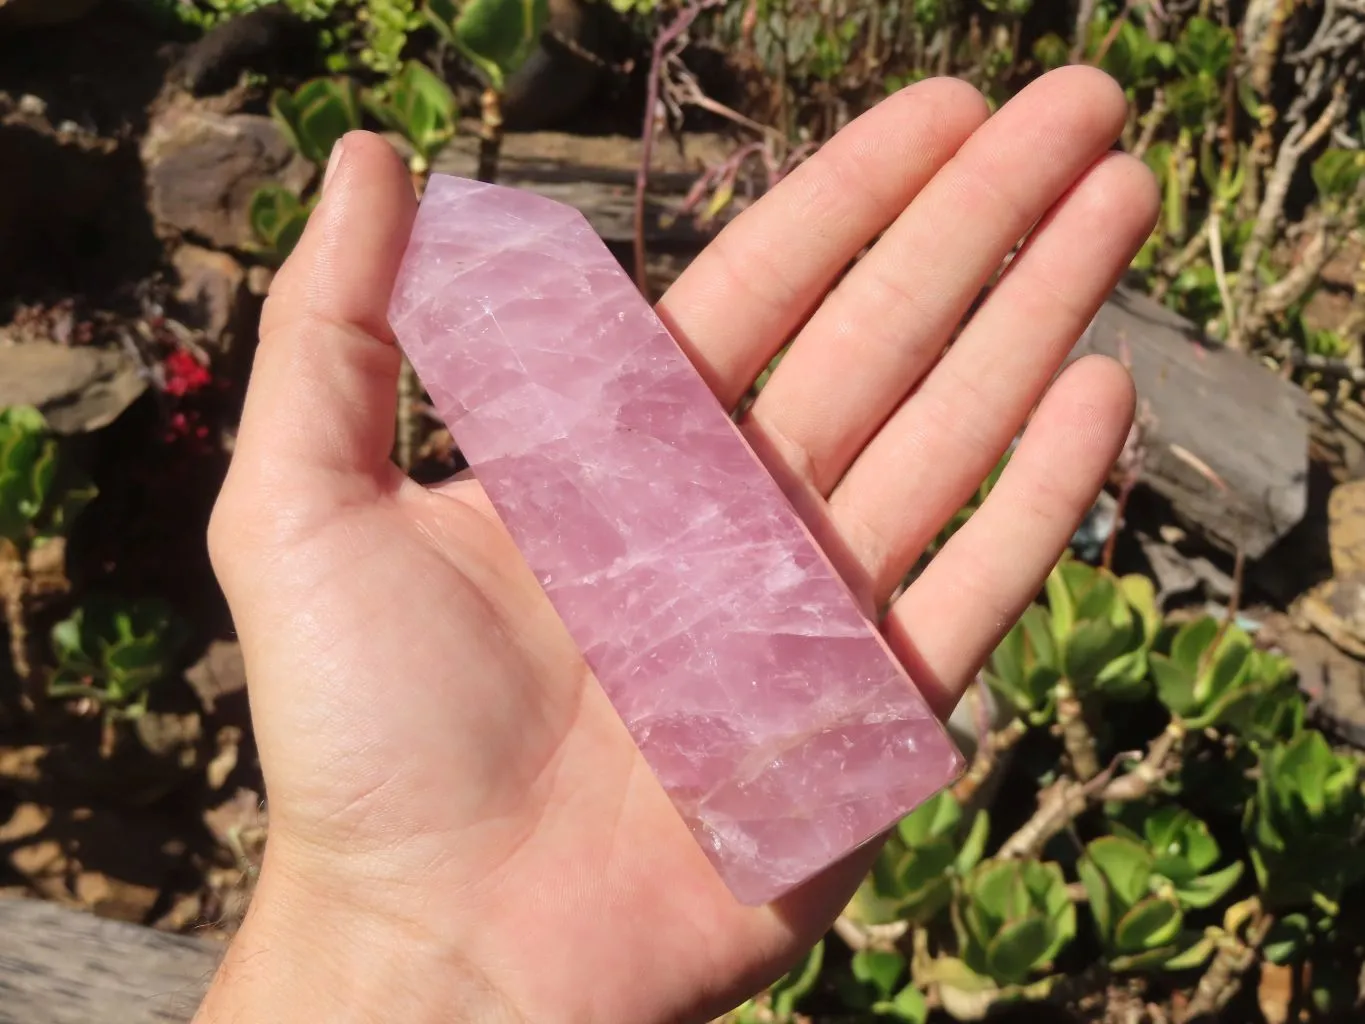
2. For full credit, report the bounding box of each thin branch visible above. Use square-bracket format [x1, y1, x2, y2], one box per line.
[1207, 206, 1237, 340]
[1230, 83, 1351, 347]
[999, 724, 1186, 858]
[633, 0, 724, 297]
[1180, 903, 1275, 1021]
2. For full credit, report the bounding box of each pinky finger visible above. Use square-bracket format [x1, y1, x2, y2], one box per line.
[883, 354, 1136, 718]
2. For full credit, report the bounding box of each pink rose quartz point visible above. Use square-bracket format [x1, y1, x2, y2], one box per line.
[386, 174, 966, 906]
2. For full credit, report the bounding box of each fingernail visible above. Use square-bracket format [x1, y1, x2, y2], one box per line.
[322, 138, 346, 194]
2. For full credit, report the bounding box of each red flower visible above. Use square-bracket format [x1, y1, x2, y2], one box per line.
[163, 350, 212, 397]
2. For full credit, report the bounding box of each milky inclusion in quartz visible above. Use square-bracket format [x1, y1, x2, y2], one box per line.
[387, 174, 965, 905]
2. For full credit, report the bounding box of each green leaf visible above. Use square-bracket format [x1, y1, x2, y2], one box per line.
[986, 916, 1052, 984]
[878, 983, 928, 1023]
[1044, 562, 1076, 652]
[1311, 148, 1364, 202]
[1176, 860, 1243, 909]
[897, 790, 959, 846]
[1162, 930, 1217, 970]
[895, 842, 955, 902]
[449, 0, 549, 90]
[364, 61, 458, 167]
[1064, 618, 1129, 690]
[970, 860, 1018, 927]
[50, 616, 84, 664]
[1031, 32, 1069, 72]
[770, 939, 823, 1017]
[1078, 855, 1112, 942]
[954, 810, 990, 875]
[1174, 17, 1234, 78]
[1087, 837, 1152, 906]
[1263, 914, 1309, 964]
[248, 185, 310, 259]
[852, 948, 906, 1000]
[1115, 897, 1182, 952]
[1202, 630, 1252, 705]
[1171, 616, 1219, 673]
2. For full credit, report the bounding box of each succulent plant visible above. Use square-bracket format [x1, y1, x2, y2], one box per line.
[951, 858, 1076, 986]
[1045, 559, 1160, 700]
[248, 185, 315, 263]
[854, 790, 989, 927]
[270, 75, 362, 165]
[1079, 835, 1212, 972]
[839, 948, 928, 1022]
[1114, 805, 1245, 909]
[1244, 730, 1365, 912]
[1149, 616, 1303, 740]
[363, 60, 459, 174]
[425, 0, 548, 92]
[0, 405, 95, 554]
[47, 594, 188, 716]
[729, 939, 824, 1023]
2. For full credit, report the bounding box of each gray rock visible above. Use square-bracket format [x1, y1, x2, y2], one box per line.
[171, 244, 248, 354]
[0, 342, 145, 434]
[142, 103, 313, 250]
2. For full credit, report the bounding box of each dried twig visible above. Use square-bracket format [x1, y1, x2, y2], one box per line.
[633, 0, 724, 297]
[1229, 81, 1351, 347]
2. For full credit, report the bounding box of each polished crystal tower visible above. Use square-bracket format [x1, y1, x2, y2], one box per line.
[387, 174, 964, 904]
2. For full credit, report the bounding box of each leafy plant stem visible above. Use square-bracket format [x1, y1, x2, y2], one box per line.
[1131, 89, 1168, 162]
[1154, 219, 1212, 299]
[951, 715, 1028, 806]
[477, 86, 504, 183]
[1054, 678, 1100, 781]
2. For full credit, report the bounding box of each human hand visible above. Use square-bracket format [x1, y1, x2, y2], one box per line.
[198, 65, 1156, 1024]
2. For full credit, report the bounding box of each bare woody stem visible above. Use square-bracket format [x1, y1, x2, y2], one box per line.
[951, 715, 1028, 806]
[476, 88, 504, 184]
[633, 0, 724, 297]
[1054, 678, 1100, 782]
[1180, 902, 1275, 1022]
[998, 719, 1186, 860]
[1229, 83, 1349, 348]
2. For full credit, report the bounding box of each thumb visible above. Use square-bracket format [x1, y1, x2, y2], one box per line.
[228, 131, 418, 504]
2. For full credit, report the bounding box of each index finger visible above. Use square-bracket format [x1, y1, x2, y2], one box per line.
[656, 78, 989, 409]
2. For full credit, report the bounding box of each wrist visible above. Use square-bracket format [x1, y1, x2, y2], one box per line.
[193, 844, 525, 1024]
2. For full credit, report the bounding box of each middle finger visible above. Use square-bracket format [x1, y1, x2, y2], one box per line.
[743, 66, 1127, 498]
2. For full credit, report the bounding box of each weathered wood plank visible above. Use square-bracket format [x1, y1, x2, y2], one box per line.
[0, 897, 219, 1024]
[407, 130, 754, 247]
[1070, 284, 1313, 558]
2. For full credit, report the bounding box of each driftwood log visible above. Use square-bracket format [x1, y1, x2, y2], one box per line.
[0, 897, 218, 1024]
[1070, 285, 1312, 559]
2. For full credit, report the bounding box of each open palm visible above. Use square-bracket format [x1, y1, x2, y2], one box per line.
[203, 66, 1156, 1024]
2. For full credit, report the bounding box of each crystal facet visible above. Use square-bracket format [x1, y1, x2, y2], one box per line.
[387, 174, 965, 905]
